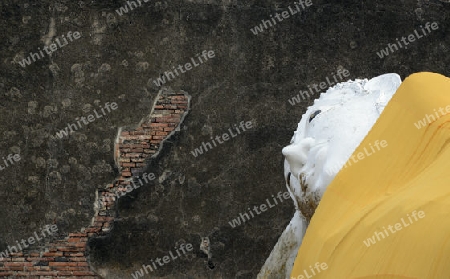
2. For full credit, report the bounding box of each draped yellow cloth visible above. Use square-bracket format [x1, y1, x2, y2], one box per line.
[290, 72, 450, 279]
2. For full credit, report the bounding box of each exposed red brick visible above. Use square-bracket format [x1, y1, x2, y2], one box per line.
[151, 135, 166, 140]
[155, 131, 168, 136]
[42, 252, 63, 257]
[164, 105, 178, 109]
[63, 252, 84, 257]
[4, 262, 32, 267]
[68, 237, 88, 243]
[32, 271, 58, 276]
[67, 257, 86, 262]
[73, 271, 97, 276]
[131, 131, 149, 135]
[3, 90, 190, 278]
[8, 266, 24, 271]
[150, 122, 169, 127]
[124, 153, 141, 158]
[56, 247, 83, 252]
[69, 233, 88, 237]
[95, 216, 114, 222]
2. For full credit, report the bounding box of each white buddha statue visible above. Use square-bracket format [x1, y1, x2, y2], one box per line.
[257, 73, 402, 279]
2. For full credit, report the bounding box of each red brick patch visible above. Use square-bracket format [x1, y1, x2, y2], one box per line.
[2, 89, 190, 278]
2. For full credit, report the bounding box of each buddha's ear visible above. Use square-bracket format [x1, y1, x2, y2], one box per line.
[364, 73, 402, 113]
[365, 73, 402, 96]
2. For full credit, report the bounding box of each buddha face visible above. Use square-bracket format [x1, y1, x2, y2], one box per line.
[282, 73, 402, 222]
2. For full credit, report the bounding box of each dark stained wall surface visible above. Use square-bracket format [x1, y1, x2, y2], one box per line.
[0, 0, 449, 278]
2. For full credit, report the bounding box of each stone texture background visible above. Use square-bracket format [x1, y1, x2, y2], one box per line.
[0, 0, 449, 278]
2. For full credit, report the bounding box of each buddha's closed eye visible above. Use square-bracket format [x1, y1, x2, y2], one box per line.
[308, 110, 321, 123]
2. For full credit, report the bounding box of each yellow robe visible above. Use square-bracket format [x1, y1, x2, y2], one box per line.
[290, 72, 450, 279]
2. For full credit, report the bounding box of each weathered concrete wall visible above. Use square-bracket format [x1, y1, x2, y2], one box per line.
[0, 0, 449, 278]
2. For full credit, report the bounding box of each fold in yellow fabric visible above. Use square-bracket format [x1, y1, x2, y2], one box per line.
[290, 72, 450, 279]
